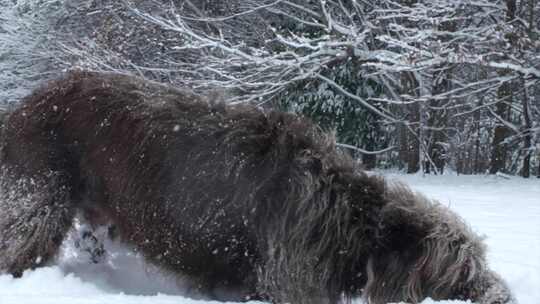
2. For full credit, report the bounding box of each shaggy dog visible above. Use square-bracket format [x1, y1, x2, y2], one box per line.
[0, 71, 513, 304]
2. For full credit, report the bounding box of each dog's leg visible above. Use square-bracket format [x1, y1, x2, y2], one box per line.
[73, 226, 107, 264]
[0, 173, 76, 277]
[0, 109, 77, 277]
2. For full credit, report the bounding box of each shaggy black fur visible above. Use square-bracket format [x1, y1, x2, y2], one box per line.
[0, 71, 513, 304]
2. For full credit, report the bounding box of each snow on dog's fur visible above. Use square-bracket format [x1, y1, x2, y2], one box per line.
[365, 183, 513, 304]
[0, 71, 514, 303]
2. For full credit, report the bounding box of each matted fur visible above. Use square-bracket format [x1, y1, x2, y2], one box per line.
[0, 71, 513, 304]
[366, 184, 513, 304]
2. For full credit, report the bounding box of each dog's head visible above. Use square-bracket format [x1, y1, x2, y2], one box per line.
[363, 182, 515, 304]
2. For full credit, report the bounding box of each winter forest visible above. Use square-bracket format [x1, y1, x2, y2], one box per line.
[0, 0, 539, 177]
[0, 1, 540, 304]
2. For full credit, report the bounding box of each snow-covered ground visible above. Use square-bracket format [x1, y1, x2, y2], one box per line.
[0, 173, 538, 304]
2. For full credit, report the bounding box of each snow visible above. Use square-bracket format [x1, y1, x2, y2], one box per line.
[0, 173, 538, 304]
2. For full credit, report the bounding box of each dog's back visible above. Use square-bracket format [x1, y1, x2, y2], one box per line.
[0, 70, 345, 300]
[0, 71, 259, 292]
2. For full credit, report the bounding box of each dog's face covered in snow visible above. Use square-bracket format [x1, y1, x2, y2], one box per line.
[364, 183, 515, 304]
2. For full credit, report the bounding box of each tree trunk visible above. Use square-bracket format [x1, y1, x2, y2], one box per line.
[527, 0, 535, 35]
[456, 155, 463, 175]
[401, 72, 421, 174]
[418, 100, 427, 174]
[489, 115, 508, 174]
[426, 19, 455, 175]
[407, 105, 420, 174]
[427, 100, 448, 175]
[520, 78, 532, 178]
[398, 123, 408, 170]
[505, 0, 516, 22]
[490, 1, 517, 175]
[432, 132, 446, 174]
[473, 99, 482, 174]
[537, 156, 540, 178]
[489, 81, 512, 174]
[407, 138, 420, 173]
[521, 148, 531, 178]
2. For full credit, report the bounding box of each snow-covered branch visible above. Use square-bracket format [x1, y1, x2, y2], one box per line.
[1, 0, 537, 175]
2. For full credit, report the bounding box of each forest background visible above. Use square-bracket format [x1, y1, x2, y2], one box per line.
[1, 0, 539, 177]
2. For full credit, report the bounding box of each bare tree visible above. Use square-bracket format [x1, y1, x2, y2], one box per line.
[0, 0, 70, 104]
[2, 0, 539, 175]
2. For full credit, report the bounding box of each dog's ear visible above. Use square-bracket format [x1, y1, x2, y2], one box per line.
[375, 183, 434, 251]
[376, 203, 427, 252]
[364, 200, 435, 303]
[364, 204, 428, 304]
